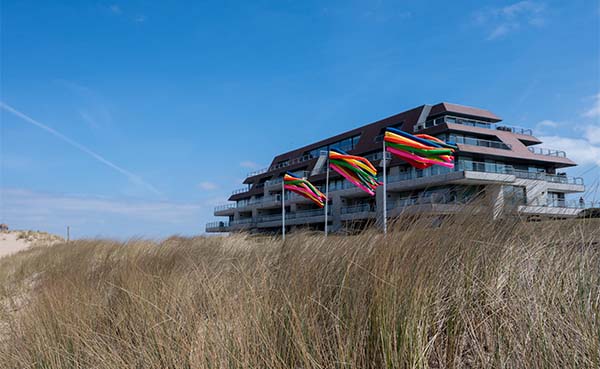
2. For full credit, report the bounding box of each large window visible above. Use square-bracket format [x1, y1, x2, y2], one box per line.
[374, 122, 404, 142]
[547, 192, 565, 207]
[422, 115, 492, 130]
[503, 185, 526, 205]
[307, 134, 361, 158]
[445, 133, 511, 150]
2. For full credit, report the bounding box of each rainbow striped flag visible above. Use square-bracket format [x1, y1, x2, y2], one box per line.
[384, 127, 457, 169]
[329, 149, 380, 196]
[283, 172, 327, 208]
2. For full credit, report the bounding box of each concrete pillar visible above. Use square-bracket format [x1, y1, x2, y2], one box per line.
[524, 180, 548, 206]
[375, 185, 386, 228]
[331, 193, 342, 232]
[488, 185, 504, 219]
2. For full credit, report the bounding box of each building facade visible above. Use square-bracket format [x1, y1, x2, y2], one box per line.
[206, 102, 585, 234]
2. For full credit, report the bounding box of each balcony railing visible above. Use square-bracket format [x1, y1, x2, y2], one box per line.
[247, 155, 316, 178]
[256, 208, 331, 223]
[230, 218, 255, 226]
[527, 198, 598, 209]
[527, 147, 566, 158]
[418, 115, 534, 136]
[450, 136, 511, 150]
[205, 221, 229, 231]
[214, 203, 236, 212]
[265, 178, 283, 187]
[456, 160, 513, 174]
[231, 187, 249, 195]
[249, 194, 284, 205]
[385, 194, 463, 210]
[370, 160, 584, 188]
[513, 170, 584, 185]
[341, 204, 376, 214]
[246, 167, 269, 177]
[495, 125, 533, 135]
[291, 208, 331, 219]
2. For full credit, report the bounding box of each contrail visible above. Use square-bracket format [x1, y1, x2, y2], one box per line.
[1, 101, 161, 195]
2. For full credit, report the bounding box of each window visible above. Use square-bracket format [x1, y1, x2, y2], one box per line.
[547, 192, 565, 207]
[308, 135, 361, 157]
[504, 185, 526, 205]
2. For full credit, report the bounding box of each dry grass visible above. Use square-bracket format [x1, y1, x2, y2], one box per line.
[0, 215, 599, 368]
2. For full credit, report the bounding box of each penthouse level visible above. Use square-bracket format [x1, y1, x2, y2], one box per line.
[207, 102, 586, 234]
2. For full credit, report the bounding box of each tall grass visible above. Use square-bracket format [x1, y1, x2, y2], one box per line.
[0, 216, 599, 368]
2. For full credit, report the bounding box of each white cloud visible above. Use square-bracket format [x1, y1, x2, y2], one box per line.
[583, 93, 600, 119]
[535, 119, 560, 134]
[488, 24, 516, 40]
[475, 1, 546, 40]
[198, 181, 218, 191]
[539, 136, 600, 167]
[584, 125, 600, 144]
[134, 14, 147, 23]
[240, 161, 261, 169]
[109, 4, 122, 15]
[536, 119, 559, 129]
[1, 188, 203, 223]
[0, 188, 223, 238]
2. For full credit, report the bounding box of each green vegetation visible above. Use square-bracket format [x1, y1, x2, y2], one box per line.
[1, 216, 599, 368]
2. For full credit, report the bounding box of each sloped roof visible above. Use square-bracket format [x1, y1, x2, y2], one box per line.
[429, 102, 502, 122]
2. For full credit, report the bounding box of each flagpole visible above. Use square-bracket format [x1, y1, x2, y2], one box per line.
[282, 180, 286, 241]
[382, 139, 387, 235]
[324, 155, 330, 237]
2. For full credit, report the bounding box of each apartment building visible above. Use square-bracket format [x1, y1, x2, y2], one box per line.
[206, 102, 585, 233]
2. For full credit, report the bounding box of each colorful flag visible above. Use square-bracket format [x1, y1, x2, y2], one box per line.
[329, 149, 380, 196]
[384, 127, 457, 169]
[283, 172, 327, 208]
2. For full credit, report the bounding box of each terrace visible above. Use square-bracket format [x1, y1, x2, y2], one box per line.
[527, 147, 567, 158]
[247, 154, 315, 178]
[418, 115, 534, 136]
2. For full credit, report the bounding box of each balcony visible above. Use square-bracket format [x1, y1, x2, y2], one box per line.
[214, 203, 236, 216]
[231, 187, 249, 195]
[456, 160, 513, 174]
[205, 221, 229, 232]
[418, 115, 533, 136]
[246, 167, 269, 177]
[340, 204, 375, 214]
[495, 126, 533, 135]
[450, 136, 511, 150]
[513, 170, 583, 185]
[518, 198, 593, 218]
[265, 171, 310, 189]
[230, 218, 255, 227]
[264, 177, 283, 188]
[255, 207, 331, 226]
[527, 147, 566, 158]
[247, 155, 315, 178]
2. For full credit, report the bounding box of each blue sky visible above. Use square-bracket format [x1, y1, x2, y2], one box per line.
[1, 0, 599, 238]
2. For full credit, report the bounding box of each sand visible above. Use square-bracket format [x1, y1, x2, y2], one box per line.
[0, 231, 64, 258]
[0, 233, 31, 258]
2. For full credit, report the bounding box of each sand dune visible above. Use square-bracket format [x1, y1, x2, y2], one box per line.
[0, 231, 64, 258]
[0, 233, 30, 258]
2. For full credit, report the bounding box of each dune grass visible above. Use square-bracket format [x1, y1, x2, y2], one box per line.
[0, 215, 599, 368]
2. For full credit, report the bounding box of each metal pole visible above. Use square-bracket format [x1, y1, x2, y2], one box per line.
[282, 180, 286, 241]
[382, 139, 387, 235]
[325, 156, 330, 237]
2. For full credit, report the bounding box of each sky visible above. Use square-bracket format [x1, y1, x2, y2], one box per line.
[1, 0, 599, 239]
